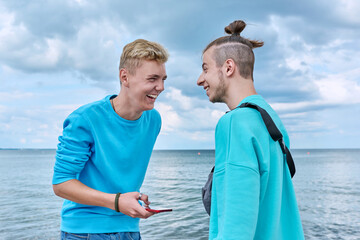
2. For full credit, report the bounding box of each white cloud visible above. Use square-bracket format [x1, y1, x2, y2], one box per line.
[0, 91, 34, 101]
[0, 3, 129, 80]
[156, 86, 226, 147]
[315, 73, 360, 104]
[164, 87, 193, 111]
[336, 0, 360, 24]
[71, 0, 88, 6]
[272, 68, 360, 114]
[156, 103, 182, 133]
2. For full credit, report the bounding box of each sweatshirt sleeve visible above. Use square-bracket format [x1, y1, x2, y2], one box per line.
[52, 112, 94, 185]
[220, 115, 263, 239]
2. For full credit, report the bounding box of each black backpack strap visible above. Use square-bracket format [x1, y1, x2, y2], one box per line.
[239, 102, 296, 178]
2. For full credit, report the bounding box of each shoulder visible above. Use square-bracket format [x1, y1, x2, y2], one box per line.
[143, 108, 161, 122]
[220, 107, 263, 131]
[150, 108, 161, 118]
[217, 107, 271, 151]
[76, 97, 108, 115]
[64, 97, 109, 126]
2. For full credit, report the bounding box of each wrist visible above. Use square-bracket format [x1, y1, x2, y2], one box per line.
[101, 193, 117, 210]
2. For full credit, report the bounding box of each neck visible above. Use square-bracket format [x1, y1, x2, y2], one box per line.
[111, 92, 142, 120]
[225, 77, 257, 110]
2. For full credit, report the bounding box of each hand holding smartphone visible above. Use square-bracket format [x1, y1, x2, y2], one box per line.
[145, 208, 172, 213]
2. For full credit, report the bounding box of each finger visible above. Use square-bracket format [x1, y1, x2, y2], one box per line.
[140, 193, 151, 205]
[136, 206, 155, 218]
[143, 209, 155, 218]
[145, 211, 155, 218]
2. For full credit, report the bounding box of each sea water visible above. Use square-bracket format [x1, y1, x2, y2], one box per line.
[0, 149, 359, 240]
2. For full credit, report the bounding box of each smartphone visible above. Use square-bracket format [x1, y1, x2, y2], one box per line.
[145, 208, 172, 213]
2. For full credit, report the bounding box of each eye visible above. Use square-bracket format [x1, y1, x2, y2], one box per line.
[202, 63, 208, 73]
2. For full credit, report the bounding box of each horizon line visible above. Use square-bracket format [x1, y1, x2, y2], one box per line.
[1, 148, 360, 151]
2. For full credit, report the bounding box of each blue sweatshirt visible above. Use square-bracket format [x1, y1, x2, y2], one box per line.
[52, 95, 161, 233]
[209, 95, 304, 240]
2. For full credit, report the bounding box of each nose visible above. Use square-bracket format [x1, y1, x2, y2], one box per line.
[156, 80, 165, 92]
[197, 73, 204, 86]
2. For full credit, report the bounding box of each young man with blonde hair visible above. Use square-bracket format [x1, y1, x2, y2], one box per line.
[53, 39, 168, 240]
[198, 21, 304, 239]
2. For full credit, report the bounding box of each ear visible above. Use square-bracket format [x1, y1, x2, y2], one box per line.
[119, 68, 129, 87]
[224, 59, 236, 77]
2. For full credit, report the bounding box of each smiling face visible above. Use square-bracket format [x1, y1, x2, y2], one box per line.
[123, 60, 167, 114]
[197, 46, 228, 103]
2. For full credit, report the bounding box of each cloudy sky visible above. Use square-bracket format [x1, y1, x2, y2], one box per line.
[0, 0, 359, 149]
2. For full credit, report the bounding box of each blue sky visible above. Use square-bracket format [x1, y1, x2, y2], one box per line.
[0, 0, 359, 149]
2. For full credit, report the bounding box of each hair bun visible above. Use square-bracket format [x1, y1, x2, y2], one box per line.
[225, 20, 246, 36]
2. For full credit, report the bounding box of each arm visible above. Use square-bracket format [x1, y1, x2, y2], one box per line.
[53, 180, 154, 218]
[221, 164, 260, 239]
[219, 115, 262, 239]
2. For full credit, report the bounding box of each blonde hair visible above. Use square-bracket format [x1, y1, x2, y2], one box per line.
[119, 39, 169, 75]
[203, 20, 264, 80]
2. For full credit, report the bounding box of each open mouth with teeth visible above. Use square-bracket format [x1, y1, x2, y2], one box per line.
[146, 94, 158, 100]
[204, 87, 210, 95]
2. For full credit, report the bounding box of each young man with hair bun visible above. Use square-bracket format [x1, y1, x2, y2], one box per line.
[198, 20, 304, 240]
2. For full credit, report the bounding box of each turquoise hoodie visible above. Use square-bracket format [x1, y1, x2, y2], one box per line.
[209, 95, 304, 240]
